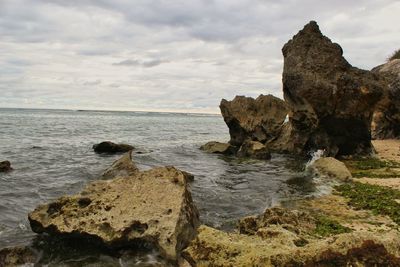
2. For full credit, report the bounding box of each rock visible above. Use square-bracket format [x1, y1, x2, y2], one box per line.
[200, 141, 238, 155]
[238, 207, 316, 236]
[237, 140, 271, 160]
[0, 246, 38, 266]
[307, 157, 353, 182]
[28, 166, 199, 262]
[0, 161, 12, 172]
[93, 141, 134, 154]
[371, 59, 400, 139]
[101, 151, 138, 179]
[183, 226, 400, 266]
[219, 95, 288, 146]
[279, 21, 384, 156]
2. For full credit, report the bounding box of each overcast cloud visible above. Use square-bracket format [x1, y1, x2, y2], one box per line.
[0, 0, 399, 113]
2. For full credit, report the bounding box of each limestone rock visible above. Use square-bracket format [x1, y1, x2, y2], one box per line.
[101, 151, 138, 179]
[0, 161, 12, 172]
[0, 246, 38, 267]
[371, 59, 400, 139]
[237, 140, 271, 160]
[183, 226, 400, 266]
[93, 141, 134, 154]
[200, 141, 238, 155]
[280, 21, 384, 156]
[219, 95, 288, 146]
[28, 166, 199, 262]
[308, 157, 353, 182]
[238, 207, 316, 236]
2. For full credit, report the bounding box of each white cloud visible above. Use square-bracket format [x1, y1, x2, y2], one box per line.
[0, 0, 399, 113]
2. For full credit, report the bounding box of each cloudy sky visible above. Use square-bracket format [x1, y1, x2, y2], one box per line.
[1, 0, 399, 113]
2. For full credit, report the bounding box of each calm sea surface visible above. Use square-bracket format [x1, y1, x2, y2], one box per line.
[0, 108, 316, 266]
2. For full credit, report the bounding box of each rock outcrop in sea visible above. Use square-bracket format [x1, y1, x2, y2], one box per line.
[219, 95, 288, 146]
[278, 21, 384, 156]
[101, 151, 138, 179]
[371, 59, 400, 139]
[92, 141, 134, 154]
[28, 154, 199, 263]
[0, 161, 12, 172]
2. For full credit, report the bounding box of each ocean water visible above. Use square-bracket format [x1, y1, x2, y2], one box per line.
[0, 108, 315, 266]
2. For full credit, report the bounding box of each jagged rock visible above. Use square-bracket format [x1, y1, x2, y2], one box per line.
[183, 226, 400, 266]
[92, 141, 134, 154]
[307, 157, 353, 182]
[237, 140, 271, 160]
[279, 21, 384, 156]
[0, 246, 38, 266]
[219, 95, 288, 146]
[28, 166, 199, 262]
[371, 59, 400, 139]
[0, 161, 12, 172]
[200, 141, 238, 155]
[101, 151, 138, 179]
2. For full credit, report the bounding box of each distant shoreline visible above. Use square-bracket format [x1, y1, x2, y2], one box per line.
[0, 107, 221, 116]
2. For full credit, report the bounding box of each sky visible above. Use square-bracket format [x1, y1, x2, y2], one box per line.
[0, 0, 399, 113]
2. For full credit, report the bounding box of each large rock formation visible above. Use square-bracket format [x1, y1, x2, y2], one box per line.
[219, 95, 288, 146]
[28, 166, 199, 262]
[278, 21, 384, 156]
[92, 141, 134, 154]
[371, 59, 400, 139]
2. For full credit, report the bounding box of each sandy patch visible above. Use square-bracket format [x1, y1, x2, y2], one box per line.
[372, 139, 400, 162]
[356, 177, 400, 191]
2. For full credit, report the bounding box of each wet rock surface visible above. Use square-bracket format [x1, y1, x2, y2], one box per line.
[237, 140, 271, 160]
[308, 157, 353, 182]
[279, 21, 384, 156]
[220, 95, 288, 146]
[101, 151, 138, 179]
[93, 141, 134, 154]
[200, 141, 238, 155]
[0, 161, 12, 172]
[0, 246, 38, 266]
[28, 166, 199, 262]
[372, 59, 400, 139]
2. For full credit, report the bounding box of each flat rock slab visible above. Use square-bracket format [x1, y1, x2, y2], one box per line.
[28, 166, 199, 262]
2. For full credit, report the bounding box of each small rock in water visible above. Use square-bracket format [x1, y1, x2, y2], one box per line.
[308, 157, 352, 182]
[200, 141, 238, 155]
[0, 161, 13, 172]
[92, 141, 134, 154]
[101, 151, 138, 179]
[0, 246, 38, 266]
[237, 140, 271, 160]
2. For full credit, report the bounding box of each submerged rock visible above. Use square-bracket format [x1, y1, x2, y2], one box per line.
[101, 151, 138, 179]
[237, 140, 271, 160]
[0, 246, 38, 266]
[28, 166, 199, 262]
[200, 141, 238, 155]
[308, 157, 353, 182]
[220, 95, 288, 146]
[371, 59, 400, 139]
[93, 141, 134, 154]
[278, 21, 384, 156]
[0, 161, 12, 172]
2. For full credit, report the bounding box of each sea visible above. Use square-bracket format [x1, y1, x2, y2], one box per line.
[0, 108, 320, 266]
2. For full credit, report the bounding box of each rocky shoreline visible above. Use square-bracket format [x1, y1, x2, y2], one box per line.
[2, 21, 400, 266]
